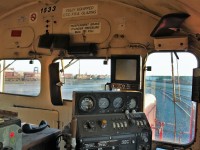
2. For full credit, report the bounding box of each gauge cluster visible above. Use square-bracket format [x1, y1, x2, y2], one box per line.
[73, 91, 143, 115]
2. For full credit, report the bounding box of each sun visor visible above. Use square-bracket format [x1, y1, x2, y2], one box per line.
[68, 43, 98, 56]
[49, 62, 63, 105]
[150, 13, 190, 37]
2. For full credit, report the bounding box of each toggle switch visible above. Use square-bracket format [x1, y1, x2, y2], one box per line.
[113, 122, 116, 129]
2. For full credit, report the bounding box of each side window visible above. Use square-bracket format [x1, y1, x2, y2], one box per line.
[0, 60, 41, 96]
[144, 52, 197, 145]
[56, 59, 110, 100]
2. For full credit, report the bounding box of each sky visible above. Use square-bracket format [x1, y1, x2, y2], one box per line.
[146, 52, 198, 76]
[58, 59, 111, 75]
[2, 52, 198, 76]
[3, 60, 41, 72]
[2, 59, 110, 75]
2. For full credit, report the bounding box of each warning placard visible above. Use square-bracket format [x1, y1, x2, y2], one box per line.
[62, 5, 98, 18]
[69, 22, 101, 35]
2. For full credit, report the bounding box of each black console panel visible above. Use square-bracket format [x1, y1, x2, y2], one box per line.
[76, 113, 152, 150]
[72, 91, 151, 150]
[73, 91, 143, 115]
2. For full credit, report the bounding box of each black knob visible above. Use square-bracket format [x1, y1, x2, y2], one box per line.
[143, 137, 148, 143]
[86, 122, 94, 129]
[86, 122, 91, 129]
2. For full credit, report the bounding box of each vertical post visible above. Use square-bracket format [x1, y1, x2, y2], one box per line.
[78, 60, 80, 78]
[0, 60, 5, 92]
[162, 80, 166, 101]
[171, 52, 177, 142]
[159, 122, 165, 140]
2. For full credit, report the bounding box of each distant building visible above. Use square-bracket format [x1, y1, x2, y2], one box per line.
[75, 74, 92, 79]
[64, 74, 73, 79]
[97, 75, 107, 79]
[5, 68, 21, 81]
[23, 72, 40, 81]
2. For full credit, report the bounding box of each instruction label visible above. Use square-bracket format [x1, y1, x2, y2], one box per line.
[62, 5, 98, 18]
[69, 22, 101, 34]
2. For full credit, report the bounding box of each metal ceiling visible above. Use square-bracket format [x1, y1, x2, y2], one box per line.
[0, 0, 199, 33]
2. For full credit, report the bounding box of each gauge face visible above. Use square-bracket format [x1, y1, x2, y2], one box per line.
[80, 97, 94, 112]
[113, 97, 123, 109]
[98, 98, 109, 109]
[128, 98, 136, 109]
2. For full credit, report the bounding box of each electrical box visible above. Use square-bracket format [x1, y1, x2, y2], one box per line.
[0, 116, 21, 150]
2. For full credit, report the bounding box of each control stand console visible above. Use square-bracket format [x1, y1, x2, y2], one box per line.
[76, 112, 152, 150]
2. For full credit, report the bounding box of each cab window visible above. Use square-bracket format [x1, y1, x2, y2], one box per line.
[0, 59, 41, 96]
[144, 52, 197, 145]
[56, 59, 110, 100]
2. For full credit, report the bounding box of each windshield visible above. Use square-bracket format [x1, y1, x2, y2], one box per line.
[144, 52, 197, 145]
[56, 59, 110, 100]
[0, 59, 41, 96]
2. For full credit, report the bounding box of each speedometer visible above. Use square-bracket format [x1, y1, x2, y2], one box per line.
[113, 97, 124, 109]
[98, 98, 109, 109]
[80, 97, 94, 112]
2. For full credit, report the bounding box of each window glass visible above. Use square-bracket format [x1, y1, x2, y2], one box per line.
[0, 60, 41, 96]
[56, 59, 110, 100]
[144, 52, 197, 145]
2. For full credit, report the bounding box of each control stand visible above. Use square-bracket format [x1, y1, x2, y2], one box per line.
[76, 112, 152, 150]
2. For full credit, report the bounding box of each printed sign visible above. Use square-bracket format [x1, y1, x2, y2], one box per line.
[62, 5, 98, 18]
[29, 12, 37, 23]
[69, 22, 101, 35]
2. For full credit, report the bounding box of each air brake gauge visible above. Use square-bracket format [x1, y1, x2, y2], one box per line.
[113, 97, 124, 109]
[128, 98, 136, 109]
[80, 97, 94, 112]
[98, 98, 109, 109]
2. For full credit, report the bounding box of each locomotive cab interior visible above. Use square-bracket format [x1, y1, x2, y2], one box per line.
[0, 0, 199, 150]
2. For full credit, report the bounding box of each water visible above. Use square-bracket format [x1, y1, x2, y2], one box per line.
[62, 79, 110, 100]
[4, 81, 40, 96]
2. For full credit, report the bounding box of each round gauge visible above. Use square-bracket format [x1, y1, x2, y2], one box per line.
[80, 97, 94, 112]
[128, 98, 136, 109]
[113, 97, 124, 109]
[98, 98, 109, 109]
